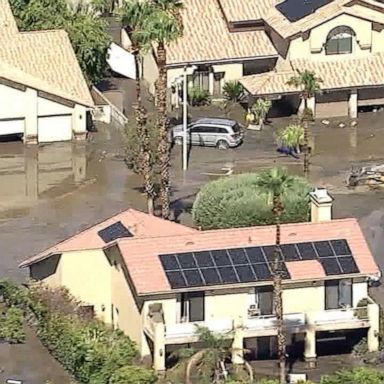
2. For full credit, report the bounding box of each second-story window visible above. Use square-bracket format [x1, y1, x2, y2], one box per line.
[325, 279, 352, 309]
[181, 292, 205, 322]
[325, 26, 355, 55]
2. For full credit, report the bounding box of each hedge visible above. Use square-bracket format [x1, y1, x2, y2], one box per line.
[192, 172, 310, 230]
[0, 281, 156, 384]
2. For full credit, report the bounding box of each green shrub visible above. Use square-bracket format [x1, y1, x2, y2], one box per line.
[192, 172, 310, 230]
[188, 87, 210, 106]
[0, 281, 153, 384]
[123, 112, 159, 175]
[109, 365, 157, 384]
[320, 367, 384, 384]
[0, 307, 26, 343]
[222, 81, 244, 102]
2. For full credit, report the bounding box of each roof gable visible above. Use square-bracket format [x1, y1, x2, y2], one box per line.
[0, 0, 93, 107]
[19, 209, 196, 267]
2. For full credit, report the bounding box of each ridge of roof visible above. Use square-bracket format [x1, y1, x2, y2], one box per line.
[0, 0, 93, 107]
[19, 208, 195, 268]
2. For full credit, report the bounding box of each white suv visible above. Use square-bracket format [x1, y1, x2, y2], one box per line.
[171, 118, 244, 149]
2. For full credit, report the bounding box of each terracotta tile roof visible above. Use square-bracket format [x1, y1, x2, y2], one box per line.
[218, 0, 278, 22]
[0, 0, 93, 106]
[115, 218, 379, 295]
[287, 260, 326, 280]
[19, 209, 196, 267]
[166, 0, 277, 65]
[240, 53, 384, 95]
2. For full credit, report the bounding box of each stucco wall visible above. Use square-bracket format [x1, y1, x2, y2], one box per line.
[60, 249, 112, 323]
[205, 290, 249, 320]
[289, 14, 372, 60]
[283, 285, 325, 313]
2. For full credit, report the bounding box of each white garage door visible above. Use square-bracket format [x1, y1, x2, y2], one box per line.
[38, 115, 72, 143]
[0, 119, 24, 135]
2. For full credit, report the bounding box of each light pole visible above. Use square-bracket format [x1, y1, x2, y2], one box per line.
[182, 66, 188, 171]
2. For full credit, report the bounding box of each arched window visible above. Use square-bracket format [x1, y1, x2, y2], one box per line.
[325, 26, 355, 55]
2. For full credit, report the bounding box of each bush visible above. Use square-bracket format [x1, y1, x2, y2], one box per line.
[123, 113, 160, 174]
[188, 87, 210, 106]
[0, 307, 26, 343]
[0, 281, 155, 384]
[223, 81, 244, 102]
[192, 172, 310, 230]
[320, 367, 384, 384]
[109, 365, 157, 384]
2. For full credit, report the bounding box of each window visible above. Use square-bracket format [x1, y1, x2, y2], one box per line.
[325, 279, 352, 309]
[325, 26, 354, 55]
[248, 287, 273, 316]
[191, 126, 227, 134]
[181, 292, 205, 322]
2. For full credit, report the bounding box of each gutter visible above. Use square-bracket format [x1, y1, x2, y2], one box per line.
[166, 54, 279, 69]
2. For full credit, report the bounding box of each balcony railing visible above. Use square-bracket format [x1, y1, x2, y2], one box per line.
[165, 318, 233, 339]
[314, 306, 368, 325]
[244, 313, 306, 331]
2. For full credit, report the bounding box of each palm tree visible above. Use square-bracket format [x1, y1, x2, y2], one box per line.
[137, 0, 184, 219]
[251, 98, 272, 130]
[120, 0, 155, 214]
[185, 326, 253, 384]
[287, 70, 322, 178]
[276, 124, 304, 153]
[256, 167, 296, 384]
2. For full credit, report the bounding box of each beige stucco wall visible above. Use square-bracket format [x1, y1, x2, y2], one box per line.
[60, 249, 112, 323]
[205, 290, 249, 320]
[0, 83, 87, 141]
[289, 14, 373, 60]
[283, 285, 325, 313]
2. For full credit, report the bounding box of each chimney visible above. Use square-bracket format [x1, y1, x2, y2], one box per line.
[309, 188, 333, 223]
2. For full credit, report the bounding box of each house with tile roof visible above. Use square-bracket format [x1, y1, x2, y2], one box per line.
[143, 0, 384, 118]
[0, 0, 93, 143]
[19, 190, 381, 372]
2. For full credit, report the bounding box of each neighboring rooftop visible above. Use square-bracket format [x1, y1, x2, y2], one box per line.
[0, 0, 93, 106]
[19, 208, 196, 267]
[240, 53, 384, 95]
[166, 0, 277, 65]
[114, 218, 379, 295]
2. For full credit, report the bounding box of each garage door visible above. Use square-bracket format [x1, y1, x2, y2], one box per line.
[38, 115, 72, 143]
[0, 119, 24, 135]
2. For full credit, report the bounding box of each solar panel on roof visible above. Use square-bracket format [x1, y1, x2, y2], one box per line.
[276, 0, 334, 22]
[97, 221, 133, 243]
[297, 242, 317, 260]
[280, 244, 300, 261]
[320, 257, 342, 275]
[177, 253, 196, 269]
[165, 271, 187, 288]
[246, 247, 265, 263]
[314, 241, 334, 257]
[159, 238, 359, 289]
[338, 256, 359, 274]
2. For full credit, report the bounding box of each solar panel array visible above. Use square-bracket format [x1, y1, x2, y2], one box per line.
[97, 221, 133, 243]
[276, 0, 334, 22]
[159, 239, 359, 289]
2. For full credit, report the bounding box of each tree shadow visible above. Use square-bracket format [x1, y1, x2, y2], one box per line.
[171, 192, 197, 223]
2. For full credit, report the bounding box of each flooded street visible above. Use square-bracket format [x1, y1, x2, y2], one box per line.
[1, 111, 384, 283]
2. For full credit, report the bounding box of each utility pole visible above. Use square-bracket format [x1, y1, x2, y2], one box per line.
[182, 66, 188, 171]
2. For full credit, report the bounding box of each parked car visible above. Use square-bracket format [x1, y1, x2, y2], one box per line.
[171, 118, 244, 149]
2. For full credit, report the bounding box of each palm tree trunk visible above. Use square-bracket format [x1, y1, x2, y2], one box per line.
[133, 49, 155, 214]
[302, 97, 309, 179]
[155, 42, 171, 219]
[273, 195, 286, 384]
[185, 349, 208, 384]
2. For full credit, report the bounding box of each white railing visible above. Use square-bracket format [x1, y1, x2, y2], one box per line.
[244, 313, 305, 331]
[314, 307, 368, 324]
[165, 318, 233, 339]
